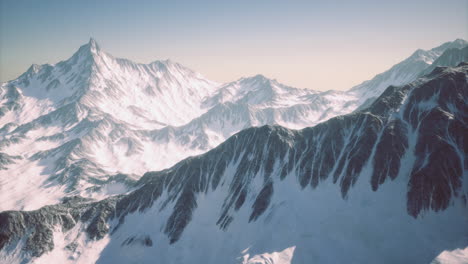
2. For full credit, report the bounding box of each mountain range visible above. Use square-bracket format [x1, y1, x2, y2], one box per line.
[1, 38, 466, 211]
[0, 38, 467, 264]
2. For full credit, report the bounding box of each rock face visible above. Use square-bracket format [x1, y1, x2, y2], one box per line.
[1, 64, 466, 264]
[403, 63, 468, 217]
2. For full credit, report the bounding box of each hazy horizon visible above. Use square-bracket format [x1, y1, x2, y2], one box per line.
[1, 0, 467, 90]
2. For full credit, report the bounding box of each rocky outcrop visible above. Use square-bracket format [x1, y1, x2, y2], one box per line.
[0, 196, 119, 258]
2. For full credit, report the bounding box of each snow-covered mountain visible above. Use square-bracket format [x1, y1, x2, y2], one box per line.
[0, 39, 220, 211]
[1, 39, 220, 129]
[0, 38, 466, 212]
[0, 39, 341, 211]
[1, 63, 466, 264]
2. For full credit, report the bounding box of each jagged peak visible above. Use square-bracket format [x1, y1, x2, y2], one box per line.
[242, 74, 269, 82]
[146, 59, 208, 80]
[231, 74, 276, 89]
[88, 37, 99, 51]
[85, 37, 101, 54]
[17, 64, 45, 80]
[150, 59, 180, 70]
[72, 38, 104, 60]
[349, 39, 467, 94]
[452, 38, 468, 45]
[430, 38, 467, 53]
[410, 48, 426, 56]
[27, 64, 41, 73]
[408, 39, 467, 61]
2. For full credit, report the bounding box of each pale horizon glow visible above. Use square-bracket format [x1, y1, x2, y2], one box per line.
[0, 0, 467, 90]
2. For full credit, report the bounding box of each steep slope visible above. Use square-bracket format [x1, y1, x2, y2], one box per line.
[1, 63, 466, 264]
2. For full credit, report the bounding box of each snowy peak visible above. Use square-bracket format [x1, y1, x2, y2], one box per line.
[88, 37, 100, 52]
[419, 45, 468, 76]
[2, 38, 220, 128]
[204, 74, 314, 107]
[240, 74, 271, 85]
[430, 38, 468, 54]
[73, 38, 103, 59]
[237, 74, 296, 92]
[149, 59, 194, 75]
[349, 39, 467, 100]
[408, 48, 438, 64]
[410, 39, 467, 62]
[408, 39, 467, 65]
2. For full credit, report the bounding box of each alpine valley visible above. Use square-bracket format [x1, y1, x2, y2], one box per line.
[0, 39, 467, 264]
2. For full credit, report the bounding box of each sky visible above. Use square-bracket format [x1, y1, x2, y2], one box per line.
[0, 0, 466, 90]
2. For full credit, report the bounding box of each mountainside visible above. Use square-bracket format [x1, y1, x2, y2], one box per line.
[0, 39, 466, 212]
[1, 63, 466, 264]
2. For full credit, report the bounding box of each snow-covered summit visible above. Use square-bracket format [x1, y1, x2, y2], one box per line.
[73, 38, 101, 58]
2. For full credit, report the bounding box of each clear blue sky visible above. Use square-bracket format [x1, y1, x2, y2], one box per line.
[1, 0, 466, 90]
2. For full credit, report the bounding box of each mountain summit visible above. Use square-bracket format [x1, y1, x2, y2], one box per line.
[74, 38, 101, 58]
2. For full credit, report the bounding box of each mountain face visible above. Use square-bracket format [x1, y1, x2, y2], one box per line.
[1, 63, 467, 264]
[0, 39, 466, 213]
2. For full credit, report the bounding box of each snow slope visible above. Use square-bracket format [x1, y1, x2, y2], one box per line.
[1, 63, 466, 264]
